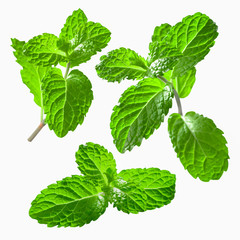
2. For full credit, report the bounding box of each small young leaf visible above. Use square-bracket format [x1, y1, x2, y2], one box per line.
[164, 67, 196, 98]
[168, 112, 229, 181]
[96, 47, 149, 82]
[23, 33, 67, 66]
[118, 168, 176, 210]
[111, 78, 174, 153]
[111, 179, 147, 214]
[29, 175, 108, 227]
[75, 142, 117, 185]
[150, 23, 172, 44]
[11, 38, 50, 107]
[42, 68, 93, 137]
[59, 8, 88, 42]
[165, 12, 218, 78]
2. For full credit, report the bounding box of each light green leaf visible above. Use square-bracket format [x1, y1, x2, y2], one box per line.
[29, 175, 108, 227]
[42, 68, 93, 137]
[59, 21, 111, 67]
[59, 8, 88, 43]
[96, 47, 149, 82]
[165, 12, 218, 78]
[118, 168, 176, 210]
[75, 142, 117, 185]
[111, 179, 147, 214]
[164, 67, 196, 98]
[23, 33, 67, 66]
[11, 38, 49, 107]
[148, 41, 182, 75]
[111, 78, 174, 153]
[168, 111, 229, 181]
[150, 23, 172, 44]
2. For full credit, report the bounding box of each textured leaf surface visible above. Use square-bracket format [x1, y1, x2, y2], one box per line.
[148, 41, 182, 75]
[112, 179, 147, 214]
[42, 68, 93, 137]
[11, 38, 49, 107]
[96, 48, 148, 82]
[59, 20, 111, 67]
[59, 8, 88, 42]
[164, 67, 196, 98]
[165, 12, 218, 77]
[23, 33, 67, 66]
[75, 142, 117, 185]
[150, 23, 172, 44]
[168, 112, 229, 181]
[111, 78, 174, 153]
[118, 168, 176, 210]
[29, 175, 108, 227]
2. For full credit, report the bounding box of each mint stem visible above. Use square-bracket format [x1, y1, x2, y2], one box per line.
[27, 62, 71, 142]
[158, 76, 183, 116]
[28, 119, 46, 142]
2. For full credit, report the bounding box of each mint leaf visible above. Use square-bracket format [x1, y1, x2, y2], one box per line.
[118, 168, 176, 210]
[75, 142, 117, 185]
[30, 142, 176, 227]
[148, 41, 182, 75]
[59, 8, 88, 43]
[111, 78, 174, 153]
[96, 48, 148, 82]
[29, 175, 108, 227]
[168, 112, 229, 181]
[165, 12, 218, 78]
[111, 179, 147, 214]
[164, 67, 196, 98]
[150, 23, 172, 44]
[11, 38, 50, 107]
[23, 33, 67, 66]
[42, 68, 93, 137]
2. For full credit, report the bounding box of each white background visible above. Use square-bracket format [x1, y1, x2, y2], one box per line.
[1, 0, 240, 239]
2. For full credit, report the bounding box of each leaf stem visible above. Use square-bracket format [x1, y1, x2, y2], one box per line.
[64, 62, 71, 79]
[28, 119, 46, 142]
[158, 76, 183, 116]
[28, 62, 71, 142]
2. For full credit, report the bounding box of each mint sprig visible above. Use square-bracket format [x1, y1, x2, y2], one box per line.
[96, 12, 229, 181]
[12, 8, 111, 141]
[30, 143, 176, 227]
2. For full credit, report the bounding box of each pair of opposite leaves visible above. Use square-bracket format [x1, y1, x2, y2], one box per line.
[12, 9, 229, 227]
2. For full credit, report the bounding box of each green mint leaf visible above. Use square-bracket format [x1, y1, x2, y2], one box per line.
[11, 38, 49, 107]
[58, 9, 111, 67]
[165, 12, 218, 78]
[29, 175, 108, 227]
[96, 47, 148, 82]
[111, 78, 174, 153]
[75, 142, 117, 186]
[118, 168, 176, 210]
[150, 23, 172, 44]
[164, 67, 196, 98]
[42, 68, 93, 137]
[111, 179, 147, 214]
[148, 41, 182, 75]
[23, 33, 67, 66]
[168, 111, 229, 181]
[59, 8, 88, 43]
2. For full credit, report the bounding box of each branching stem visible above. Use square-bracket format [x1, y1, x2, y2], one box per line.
[27, 62, 71, 142]
[158, 76, 183, 116]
